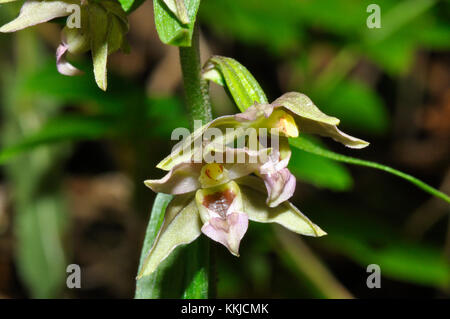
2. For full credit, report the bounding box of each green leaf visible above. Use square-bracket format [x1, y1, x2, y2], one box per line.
[0, 116, 114, 164]
[203, 56, 268, 111]
[15, 194, 68, 298]
[117, 0, 144, 13]
[200, 0, 305, 53]
[289, 136, 450, 204]
[317, 210, 450, 288]
[153, 0, 200, 47]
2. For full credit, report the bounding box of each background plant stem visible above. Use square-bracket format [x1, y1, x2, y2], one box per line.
[274, 226, 354, 299]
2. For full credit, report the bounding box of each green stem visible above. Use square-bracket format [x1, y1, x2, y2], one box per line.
[178, 26, 214, 298]
[179, 27, 212, 126]
[290, 137, 450, 204]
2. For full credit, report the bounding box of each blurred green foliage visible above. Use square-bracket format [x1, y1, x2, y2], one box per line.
[1, 31, 69, 298]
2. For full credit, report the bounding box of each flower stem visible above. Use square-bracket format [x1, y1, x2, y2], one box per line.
[178, 26, 214, 298]
[179, 27, 212, 126]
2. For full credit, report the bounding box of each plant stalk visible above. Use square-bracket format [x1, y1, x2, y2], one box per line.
[179, 27, 212, 126]
[178, 26, 214, 298]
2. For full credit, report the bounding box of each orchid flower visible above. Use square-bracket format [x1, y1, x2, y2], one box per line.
[0, 0, 129, 90]
[146, 144, 294, 207]
[155, 92, 368, 208]
[137, 176, 325, 278]
[138, 91, 369, 278]
[235, 92, 369, 149]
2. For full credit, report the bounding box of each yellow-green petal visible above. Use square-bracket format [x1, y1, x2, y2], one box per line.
[237, 176, 326, 237]
[89, 3, 109, 91]
[156, 115, 243, 171]
[273, 92, 369, 149]
[137, 194, 202, 278]
[0, 0, 75, 33]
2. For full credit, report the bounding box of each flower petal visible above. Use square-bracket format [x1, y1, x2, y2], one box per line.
[237, 176, 326, 237]
[195, 182, 248, 256]
[195, 181, 243, 221]
[148, 147, 271, 195]
[261, 167, 296, 207]
[272, 92, 369, 149]
[137, 194, 202, 278]
[258, 139, 295, 206]
[201, 212, 248, 256]
[234, 103, 273, 122]
[56, 43, 83, 76]
[144, 162, 203, 194]
[0, 0, 75, 33]
[89, 2, 109, 91]
[156, 115, 242, 171]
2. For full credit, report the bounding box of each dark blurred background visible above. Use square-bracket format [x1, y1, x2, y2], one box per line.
[0, 0, 449, 298]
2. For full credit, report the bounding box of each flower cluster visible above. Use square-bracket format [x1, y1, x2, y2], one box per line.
[0, 0, 129, 90]
[138, 92, 368, 278]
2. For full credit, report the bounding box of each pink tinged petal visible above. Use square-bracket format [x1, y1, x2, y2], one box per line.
[262, 167, 296, 207]
[144, 162, 203, 195]
[56, 44, 83, 76]
[235, 106, 259, 121]
[258, 146, 295, 207]
[259, 146, 290, 175]
[234, 103, 274, 122]
[195, 181, 248, 255]
[156, 114, 244, 171]
[201, 212, 248, 256]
